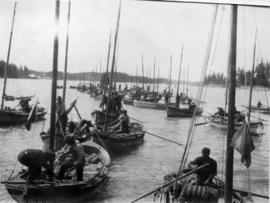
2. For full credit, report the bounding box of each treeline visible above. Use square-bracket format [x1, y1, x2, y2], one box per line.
[204, 61, 270, 87]
[0, 60, 31, 78]
[237, 61, 270, 87]
[204, 73, 226, 85]
[0, 59, 172, 83]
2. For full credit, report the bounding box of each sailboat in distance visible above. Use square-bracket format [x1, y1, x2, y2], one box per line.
[0, 2, 46, 125]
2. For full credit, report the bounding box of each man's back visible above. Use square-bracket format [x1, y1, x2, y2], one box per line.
[190, 156, 217, 183]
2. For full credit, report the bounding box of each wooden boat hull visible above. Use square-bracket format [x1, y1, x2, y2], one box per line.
[249, 105, 270, 114]
[91, 110, 118, 125]
[209, 117, 262, 135]
[95, 123, 145, 152]
[133, 100, 158, 109]
[123, 98, 134, 105]
[6, 177, 107, 203]
[0, 108, 46, 125]
[156, 103, 175, 110]
[166, 106, 202, 117]
[5, 140, 110, 203]
[158, 172, 244, 203]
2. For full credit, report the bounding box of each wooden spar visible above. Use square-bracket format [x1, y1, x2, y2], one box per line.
[224, 4, 237, 203]
[247, 29, 257, 123]
[135, 64, 138, 86]
[50, 0, 60, 152]
[100, 58, 102, 73]
[105, 33, 112, 93]
[169, 55, 172, 95]
[186, 64, 189, 96]
[152, 57, 156, 92]
[62, 0, 71, 105]
[157, 66, 160, 92]
[105, 33, 112, 75]
[104, 1, 121, 130]
[1, 2, 17, 110]
[114, 41, 120, 88]
[141, 55, 145, 91]
[182, 67, 185, 93]
[176, 45, 184, 96]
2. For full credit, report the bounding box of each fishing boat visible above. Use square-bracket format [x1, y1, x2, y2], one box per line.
[3, 1, 110, 202]
[167, 105, 203, 117]
[4, 140, 110, 203]
[208, 114, 263, 135]
[95, 120, 145, 152]
[91, 2, 145, 153]
[249, 105, 270, 113]
[123, 88, 143, 105]
[209, 27, 264, 135]
[134, 99, 158, 109]
[91, 110, 119, 125]
[0, 106, 46, 124]
[0, 3, 46, 125]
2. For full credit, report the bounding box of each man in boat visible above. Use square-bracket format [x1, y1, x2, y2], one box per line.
[17, 149, 55, 184]
[165, 92, 169, 104]
[120, 110, 130, 133]
[257, 101, 262, 108]
[57, 136, 86, 182]
[214, 107, 226, 117]
[188, 147, 217, 186]
[100, 94, 107, 111]
[189, 101, 196, 111]
[176, 93, 180, 108]
[56, 96, 77, 135]
[19, 97, 31, 112]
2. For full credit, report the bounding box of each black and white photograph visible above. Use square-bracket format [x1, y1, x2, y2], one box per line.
[0, 0, 269, 202]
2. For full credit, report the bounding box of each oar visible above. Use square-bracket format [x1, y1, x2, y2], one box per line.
[195, 122, 208, 126]
[74, 104, 82, 120]
[129, 116, 145, 123]
[92, 130, 113, 157]
[129, 125, 183, 146]
[131, 163, 209, 203]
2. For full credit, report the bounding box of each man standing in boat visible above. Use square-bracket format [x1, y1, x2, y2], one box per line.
[57, 136, 86, 182]
[56, 96, 77, 135]
[120, 109, 130, 133]
[17, 149, 55, 184]
[188, 147, 217, 186]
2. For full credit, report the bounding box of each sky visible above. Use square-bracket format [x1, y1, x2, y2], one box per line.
[0, 0, 269, 81]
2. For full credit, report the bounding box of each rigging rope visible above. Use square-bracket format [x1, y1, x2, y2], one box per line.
[202, 5, 225, 105]
[179, 4, 219, 172]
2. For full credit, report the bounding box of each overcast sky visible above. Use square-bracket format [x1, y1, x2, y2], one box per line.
[0, 0, 269, 81]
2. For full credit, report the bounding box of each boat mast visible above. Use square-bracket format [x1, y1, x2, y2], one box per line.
[50, 0, 60, 152]
[105, 33, 112, 93]
[176, 45, 184, 97]
[157, 66, 160, 92]
[1, 2, 17, 110]
[224, 5, 237, 203]
[62, 0, 71, 105]
[104, 1, 121, 129]
[135, 64, 138, 87]
[169, 55, 172, 96]
[247, 29, 257, 122]
[186, 65, 189, 96]
[141, 55, 145, 91]
[152, 57, 156, 92]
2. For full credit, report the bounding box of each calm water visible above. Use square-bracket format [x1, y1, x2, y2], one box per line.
[0, 79, 269, 203]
